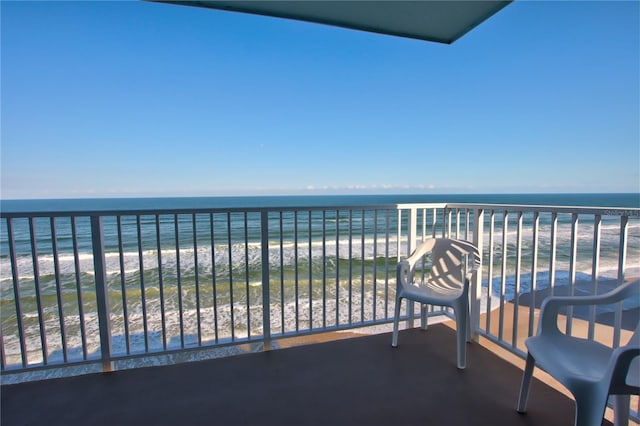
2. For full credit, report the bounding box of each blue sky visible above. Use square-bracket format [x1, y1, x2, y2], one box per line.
[1, 1, 639, 199]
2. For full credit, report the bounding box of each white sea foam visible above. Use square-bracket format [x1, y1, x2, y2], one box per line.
[1, 281, 499, 373]
[3, 235, 637, 280]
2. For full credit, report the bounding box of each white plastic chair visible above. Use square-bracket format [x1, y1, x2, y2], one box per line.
[391, 238, 480, 369]
[516, 280, 640, 426]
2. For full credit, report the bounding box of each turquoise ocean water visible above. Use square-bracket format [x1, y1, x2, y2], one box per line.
[2, 192, 639, 212]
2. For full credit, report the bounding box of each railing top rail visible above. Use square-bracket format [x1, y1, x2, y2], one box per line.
[0, 203, 412, 218]
[443, 203, 640, 216]
[392, 203, 448, 209]
[0, 202, 638, 218]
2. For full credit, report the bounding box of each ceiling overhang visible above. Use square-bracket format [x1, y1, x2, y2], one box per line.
[151, 1, 511, 44]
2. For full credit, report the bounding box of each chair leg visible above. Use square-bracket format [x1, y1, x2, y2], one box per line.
[420, 303, 429, 331]
[573, 391, 608, 426]
[466, 299, 472, 342]
[611, 394, 630, 426]
[391, 297, 402, 348]
[516, 353, 535, 413]
[454, 305, 467, 369]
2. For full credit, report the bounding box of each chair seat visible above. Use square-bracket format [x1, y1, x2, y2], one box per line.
[526, 334, 613, 386]
[399, 279, 464, 304]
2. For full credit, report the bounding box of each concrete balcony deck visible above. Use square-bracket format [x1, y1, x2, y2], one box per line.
[1, 324, 590, 426]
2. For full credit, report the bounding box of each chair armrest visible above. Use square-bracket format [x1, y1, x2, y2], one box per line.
[537, 281, 639, 336]
[396, 241, 436, 288]
[396, 260, 411, 289]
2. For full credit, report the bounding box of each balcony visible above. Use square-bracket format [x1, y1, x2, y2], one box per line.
[1, 201, 638, 424]
[2, 325, 586, 426]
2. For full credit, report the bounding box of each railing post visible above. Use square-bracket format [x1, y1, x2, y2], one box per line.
[260, 211, 272, 350]
[91, 216, 112, 372]
[549, 211, 558, 296]
[407, 207, 417, 256]
[566, 213, 579, 335]
[471, 208, 484, 342]
[406, 207, 418, 329]
[614, 214, 628, 347]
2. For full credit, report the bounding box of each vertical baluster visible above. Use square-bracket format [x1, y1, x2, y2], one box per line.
[405, 208, 415, 327]
[588, 214, 602, 340]
[176, 214, 185, 347]
[29, 217, 48, 365]
[566, 213, 579, 336]
[322, 210, 327, 328]
[260, 211, 271, 349]
[193, 213, 202, 345]
[71, 217, 87, 360]
[431, 208, 437, 238]
[465, 209, 470, 241]
[116, 216, 130, 354]
[0, 330, 5, 370]
[155, 214, 167, 350]
[512, 211, 523, 348]
[360, 209, 365, 323]
[372, 209, 378, 321]
[470, 208, 484, 341]
[528, 211, 540, 338]
[50, 217, 67, 362]
[455, 208, 460, 239]
[279, 211, 285, 334]
[348, 209, 353, 324]
[396, 210, 401, 258]
[385, 209, 390, 319]
[335, 209, 340, 327]
[210, 213, 219, 344]
[244, 212, 250, 338]
[309, 210, 313, 329]
[226, 212, 234, 341]
[614, 215, 629, 347]
[294, 210, 299, 332]
[549, 211, 558, 296]
[486, 211, 495, 334]
[498, 211, 509, 341]
[137, 215, 148, 352]
[7, 218, 27, 367]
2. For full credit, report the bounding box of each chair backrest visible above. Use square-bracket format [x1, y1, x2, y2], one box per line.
[433, 238, 479, 285]
[412, 238, 480, 290]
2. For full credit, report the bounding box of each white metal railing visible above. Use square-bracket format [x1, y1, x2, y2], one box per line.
[1, 204, 435, 374]
[1, 203, 638, 389]
[451, 204, 640, 354]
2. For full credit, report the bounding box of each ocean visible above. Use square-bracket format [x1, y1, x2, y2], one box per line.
[2, 193, 638, 286]
[1, 193, 639, 368]
[2, 192, 639, 212]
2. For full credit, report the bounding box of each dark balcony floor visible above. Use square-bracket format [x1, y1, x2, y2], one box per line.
[1, 325, 590, 426]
